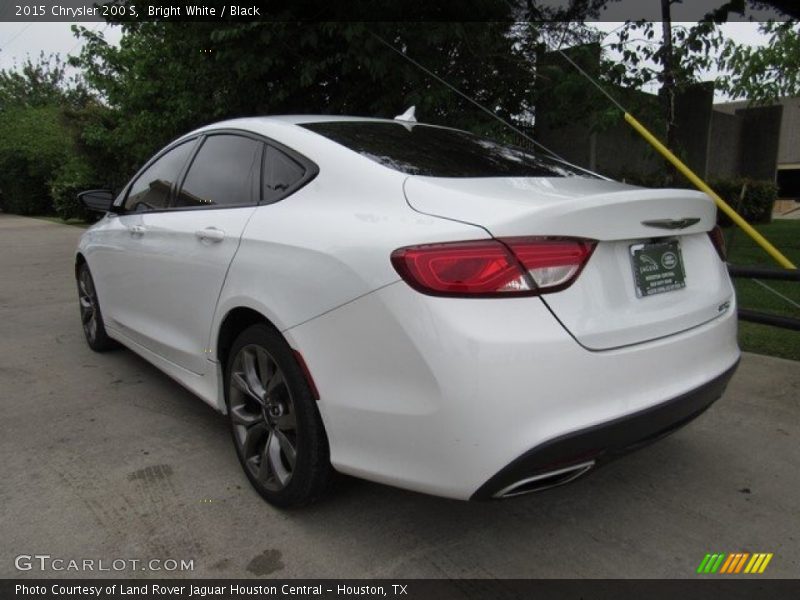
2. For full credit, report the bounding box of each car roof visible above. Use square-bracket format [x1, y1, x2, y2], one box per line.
[176, 116, 459, 166]
[258, 115, 400, 125]
[186, 114, 449, 136]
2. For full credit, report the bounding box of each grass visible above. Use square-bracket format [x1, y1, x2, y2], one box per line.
[724, 219, 800, 361]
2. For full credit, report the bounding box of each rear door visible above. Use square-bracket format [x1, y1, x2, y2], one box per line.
[112, 133, 263, 373]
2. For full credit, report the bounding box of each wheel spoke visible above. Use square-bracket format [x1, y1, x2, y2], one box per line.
[266, 430, 291, 485]
[243, 349, 267, 399]
[265, 369, 286, 397]
[256, 350, 271, 384]
[230, 404, 262, 428]
[81, 273, 95, 297]
[257, 430, 275, 482]
[81, 305, 94, 323]
[231, 371, 265, 406]
[241, 421, 267, 459]
[273, 428, 296, 470]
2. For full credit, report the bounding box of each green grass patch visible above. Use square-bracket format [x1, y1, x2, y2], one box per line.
[724, 219, 800, 361]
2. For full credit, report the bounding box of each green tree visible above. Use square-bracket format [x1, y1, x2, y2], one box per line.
[0, 53, 85, 109]
[69, 19, 548, 179]
[718, 20, 800, 103]
[0, 54, 102, 218]
[603, 18, 724, 145]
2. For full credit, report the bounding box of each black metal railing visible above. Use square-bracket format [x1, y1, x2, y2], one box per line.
[727, 264, 800, 331]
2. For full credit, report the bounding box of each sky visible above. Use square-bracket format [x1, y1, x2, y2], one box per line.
[0, 21, 770, 102]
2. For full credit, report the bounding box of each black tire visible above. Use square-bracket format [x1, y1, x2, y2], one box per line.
[225, 323, 333, 507]
[77, 263, 118, 352]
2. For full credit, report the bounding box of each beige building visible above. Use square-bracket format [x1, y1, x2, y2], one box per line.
[715, 97, 800, 211]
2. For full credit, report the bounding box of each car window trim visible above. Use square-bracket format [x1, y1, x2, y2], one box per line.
[116, 128, 319, 215]
[171, 128, 319, 212]
[171, 131, 265, 211]
[261, 142, 316, 206]
[117, 136, 201, 214]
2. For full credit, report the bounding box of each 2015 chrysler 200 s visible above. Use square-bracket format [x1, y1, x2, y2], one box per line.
[75, 116, 740, 507]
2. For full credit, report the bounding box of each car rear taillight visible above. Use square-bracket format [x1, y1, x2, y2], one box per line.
[506, 238, 596, 292]
[707, 225, 727, 262]
[391, 238, 596, 297]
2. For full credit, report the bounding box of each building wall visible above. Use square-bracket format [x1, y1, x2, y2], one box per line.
[706, 110, 742, 179]
[534, 44, 788, 187]
[776, 98, 800, 166]
[737, 105, 784, 181]
[715, 97, 800, 166]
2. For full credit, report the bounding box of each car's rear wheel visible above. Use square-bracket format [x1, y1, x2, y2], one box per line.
[225, 324, 333, 507]
[77, 263, 118, 352]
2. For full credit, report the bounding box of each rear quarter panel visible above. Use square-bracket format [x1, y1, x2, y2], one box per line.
[210, 154, 490, 357]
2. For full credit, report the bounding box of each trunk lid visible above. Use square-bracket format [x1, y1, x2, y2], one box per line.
[404, 176, 734, 350]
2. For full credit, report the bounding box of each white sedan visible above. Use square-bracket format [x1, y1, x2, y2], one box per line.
[75, 116, 740, 506]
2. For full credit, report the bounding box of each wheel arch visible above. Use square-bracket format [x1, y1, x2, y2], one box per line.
[214, 305, 320, 405]
[215, 306, 282, 375]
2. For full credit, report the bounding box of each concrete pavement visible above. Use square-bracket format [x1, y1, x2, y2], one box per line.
[0, 212, 798, 579]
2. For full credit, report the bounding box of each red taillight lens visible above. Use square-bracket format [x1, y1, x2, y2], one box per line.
[391, 237, 596, 297]
[391, 240, 528, 296]
[707, 225, 727, 261]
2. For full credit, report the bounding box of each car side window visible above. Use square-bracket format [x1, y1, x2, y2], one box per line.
[124, 140, 195, 212]
[263, 145, 306, 203]
[174, 134, 263, 208]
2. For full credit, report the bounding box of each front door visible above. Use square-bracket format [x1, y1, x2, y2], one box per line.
[105, 133, 264, 374]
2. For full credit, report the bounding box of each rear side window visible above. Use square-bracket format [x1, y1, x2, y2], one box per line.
[302, 121, 589, 178]
[263, 145, 306, 203]
[124, 140, 195, 212]
[174, 134, 263, 208]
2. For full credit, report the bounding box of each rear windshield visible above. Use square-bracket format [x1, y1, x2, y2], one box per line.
[302, 121, 589, 178]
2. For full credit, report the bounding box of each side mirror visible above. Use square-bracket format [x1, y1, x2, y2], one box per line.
[78, 189, 116, 213]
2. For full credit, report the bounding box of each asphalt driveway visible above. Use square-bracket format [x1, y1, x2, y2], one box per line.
[1, 213, 798, 579]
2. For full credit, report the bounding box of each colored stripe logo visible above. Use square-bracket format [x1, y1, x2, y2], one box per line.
[697, 552, 773, 574]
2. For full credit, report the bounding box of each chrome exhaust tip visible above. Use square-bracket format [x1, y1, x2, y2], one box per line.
[493, 460, 595, 498]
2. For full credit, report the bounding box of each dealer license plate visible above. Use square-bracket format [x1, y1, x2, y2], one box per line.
[629, 239, 686, 297]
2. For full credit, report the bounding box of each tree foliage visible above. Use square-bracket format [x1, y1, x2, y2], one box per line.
[0, 55, 97, 217]
[718, 20, 800, 103]
[69, 20, 553, 181]
[603, 20, 724, 94]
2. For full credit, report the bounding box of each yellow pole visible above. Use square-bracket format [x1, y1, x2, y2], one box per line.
[624, 112, 796, 270]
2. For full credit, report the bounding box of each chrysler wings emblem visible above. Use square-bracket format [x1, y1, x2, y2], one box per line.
[641, 218, 701, 230]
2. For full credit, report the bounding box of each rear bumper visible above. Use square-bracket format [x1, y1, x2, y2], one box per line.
[471, 359, 739, 500]
[286, 281, 740, 500]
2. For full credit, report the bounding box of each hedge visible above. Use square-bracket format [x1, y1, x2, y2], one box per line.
[708, 178, 778, 225]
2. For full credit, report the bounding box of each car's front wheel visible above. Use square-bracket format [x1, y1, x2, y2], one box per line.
[225, 324, 333, 507]
[77, 263, 118, 352]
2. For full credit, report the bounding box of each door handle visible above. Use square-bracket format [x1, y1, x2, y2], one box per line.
[128, 225, 146, 236]
[195, 227, 225, 243]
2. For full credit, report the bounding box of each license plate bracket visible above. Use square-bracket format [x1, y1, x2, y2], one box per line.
[629, 239, 686, 297]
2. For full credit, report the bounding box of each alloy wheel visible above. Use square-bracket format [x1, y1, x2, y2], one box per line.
[229, 344, 298, 492]
[78, 268, 99, 343]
